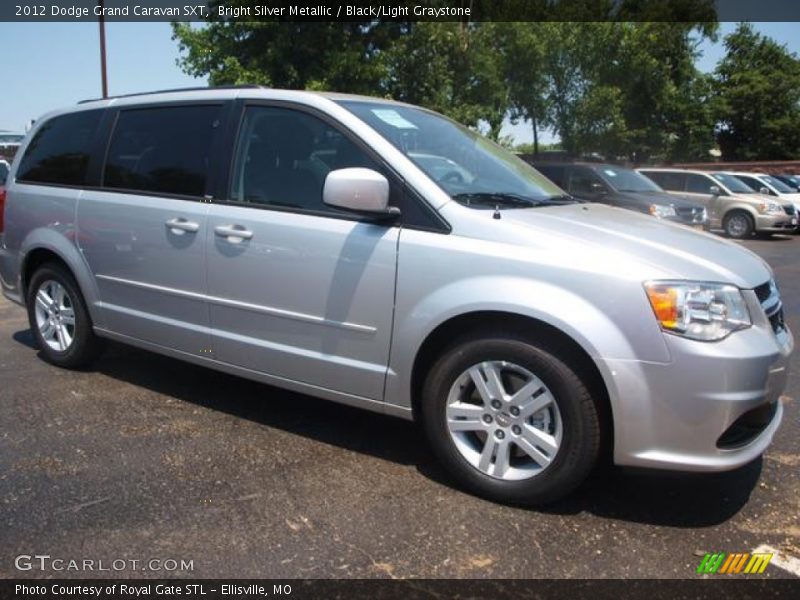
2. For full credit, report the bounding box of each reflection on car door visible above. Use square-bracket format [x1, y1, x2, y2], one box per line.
[79, 105, 224, 355]
[684, 173, 723, 228]
[205, 105, 400, 400]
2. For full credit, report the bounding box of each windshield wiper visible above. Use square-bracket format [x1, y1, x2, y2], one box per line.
[547, 194, 582, 204]
[452, 192, 562, 208]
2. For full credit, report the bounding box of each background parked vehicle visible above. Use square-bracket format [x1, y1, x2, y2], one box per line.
[729, 172, 800, 231]
[0, 160, 7, 234]
[773, 174, 800, 192]
[638, 168, 797, 239]
[0, 131, 24, 162]
[533, 162, 709, 229]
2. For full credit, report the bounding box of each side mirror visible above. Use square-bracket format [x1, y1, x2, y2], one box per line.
[759, 186, 771, 195]
[323, 168, 399, 219]
[709, 185, 721, 196]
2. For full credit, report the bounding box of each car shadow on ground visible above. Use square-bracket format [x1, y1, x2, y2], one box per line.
[13, 331, 762, 529]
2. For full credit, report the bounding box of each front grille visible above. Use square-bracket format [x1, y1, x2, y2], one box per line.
[754, 281, 772, 303]
[717, 402, 778, 449]
[675, 206, 706, 223]
[768, 306, 786, 334]
[755, 279, 785, 335]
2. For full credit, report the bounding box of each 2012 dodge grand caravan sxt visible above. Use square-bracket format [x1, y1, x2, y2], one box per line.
[0, 88, 793, 505]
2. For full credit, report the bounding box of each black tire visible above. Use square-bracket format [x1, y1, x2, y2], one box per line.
[26, 262, 104, 368]
[723, 211, 755, 239]
[421, 331, 601, 506]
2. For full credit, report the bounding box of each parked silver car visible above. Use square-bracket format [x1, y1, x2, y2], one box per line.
[638, 168, 797, 238]
[0, 88, 793, 505]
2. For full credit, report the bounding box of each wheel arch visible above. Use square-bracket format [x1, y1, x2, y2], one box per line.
[409, 310, 614, 462]
[721, 205, 758, 223]
[19, 232, 104, 328]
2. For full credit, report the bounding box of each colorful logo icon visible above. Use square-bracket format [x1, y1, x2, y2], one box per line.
[697, 552, 773, 574]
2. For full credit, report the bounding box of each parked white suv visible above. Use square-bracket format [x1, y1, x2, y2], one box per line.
[730, 172, 800, 230]
[0, 88, 792, 505]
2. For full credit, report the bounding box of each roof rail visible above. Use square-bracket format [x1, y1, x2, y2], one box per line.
[78, 84, 265, 104]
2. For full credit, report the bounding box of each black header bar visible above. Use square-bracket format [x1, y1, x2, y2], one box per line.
[3, 1, 800, 23]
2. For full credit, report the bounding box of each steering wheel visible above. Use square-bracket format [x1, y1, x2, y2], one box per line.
[441, 170, 465, 184]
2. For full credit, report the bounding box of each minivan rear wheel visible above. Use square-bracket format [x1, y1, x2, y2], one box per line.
[26, 262, 103, 368]
[723, 211, 754, 239]
[421, 332, 600, 505]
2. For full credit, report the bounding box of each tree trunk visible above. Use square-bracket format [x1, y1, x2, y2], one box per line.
[532, 117, 539, 156]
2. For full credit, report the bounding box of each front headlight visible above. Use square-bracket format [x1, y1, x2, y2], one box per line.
[759, 201, 784, 215]
[649, 204, 676, 218]
[644, 281, 751, 341]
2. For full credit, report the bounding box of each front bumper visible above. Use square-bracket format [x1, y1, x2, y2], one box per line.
[600, 290, 792, 472]
[756, 212, 798, 233]
[664, 215, 710, 230]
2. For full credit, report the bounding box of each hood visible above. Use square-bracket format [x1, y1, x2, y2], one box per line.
[498, 203, 771, 289]
[616, 190, 702, 210]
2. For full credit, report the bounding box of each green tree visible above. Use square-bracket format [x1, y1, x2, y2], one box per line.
[172, 3, 719, 156]
[382, 22, 509, 136]
[172, 17, 401, 93]
[498, 23, 548, 155]
[713, 22, 800, 160]
[173, 16, 508, 134]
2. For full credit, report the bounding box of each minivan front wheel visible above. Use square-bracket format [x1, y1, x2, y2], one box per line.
[26, 262, 103, 368]
[421, 333, 600, 505]
[723, 211, 754, 239]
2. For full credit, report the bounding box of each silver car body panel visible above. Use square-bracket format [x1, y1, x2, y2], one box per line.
[1, 88, 793, 472]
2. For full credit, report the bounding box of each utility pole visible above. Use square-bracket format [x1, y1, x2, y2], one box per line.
[98, 0, 108, 98]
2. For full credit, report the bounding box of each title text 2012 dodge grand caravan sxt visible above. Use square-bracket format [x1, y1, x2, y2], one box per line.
[0, 88, 793, 505]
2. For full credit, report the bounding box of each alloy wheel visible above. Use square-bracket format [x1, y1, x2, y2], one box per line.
[34, 280, 76, 352]
[445, 360, 563, 481]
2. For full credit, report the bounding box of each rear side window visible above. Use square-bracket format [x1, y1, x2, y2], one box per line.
[104, 105, 222, 197]
[17, 110, 102, 186]
[643, 171, 684, 192]
[0, 161, 8, 185]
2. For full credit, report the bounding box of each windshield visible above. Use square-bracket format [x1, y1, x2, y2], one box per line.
[777, 175, 800, 189]
[758, 175, 795, 194]
[711, 173, 754, 193]
[594, 166, 663, 192]
[338, 101, 565, 207]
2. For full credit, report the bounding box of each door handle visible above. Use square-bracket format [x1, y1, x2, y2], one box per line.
[165, 218, 200, 235]
[214, 225, 253, 242]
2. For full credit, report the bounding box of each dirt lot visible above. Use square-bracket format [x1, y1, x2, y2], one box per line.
[1, 237, 798, 579]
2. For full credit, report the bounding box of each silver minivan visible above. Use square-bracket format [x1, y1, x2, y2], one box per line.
[0, 88, 793, 505]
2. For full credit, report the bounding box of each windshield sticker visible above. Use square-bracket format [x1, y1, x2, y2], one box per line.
[604, 169, 618, 177]
[371, 109, 418, 130]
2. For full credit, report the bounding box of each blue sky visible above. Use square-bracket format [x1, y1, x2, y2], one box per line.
[1, 21, 798, 143]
